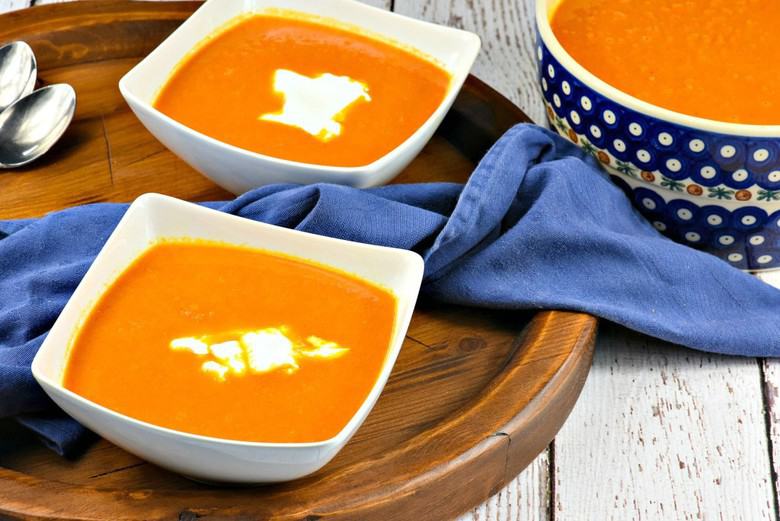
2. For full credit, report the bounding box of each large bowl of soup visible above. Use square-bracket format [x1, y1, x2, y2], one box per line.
[119, 0, 480, 194]
[536, 0, 780, 271]
[31, 194, 424, 484]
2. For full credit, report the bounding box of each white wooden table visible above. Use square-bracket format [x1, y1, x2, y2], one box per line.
[3, 0, 780, 519]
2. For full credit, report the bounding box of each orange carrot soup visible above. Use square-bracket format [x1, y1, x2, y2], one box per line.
[153, 12, 451, 166]
[550, 0, 780, 124]
[63, 241, 396, 443]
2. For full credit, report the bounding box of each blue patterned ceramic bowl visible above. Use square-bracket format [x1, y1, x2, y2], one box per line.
[535, 0, 780, 271]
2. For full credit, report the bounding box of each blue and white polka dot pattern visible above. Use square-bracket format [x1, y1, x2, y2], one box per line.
[610, 176, 780, 269]
[537, 38, 780, 270]
[537, 42, 780, 193]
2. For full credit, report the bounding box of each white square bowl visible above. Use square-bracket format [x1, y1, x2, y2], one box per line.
[31, 193, 424, 484]
[118, 0, 481, 194]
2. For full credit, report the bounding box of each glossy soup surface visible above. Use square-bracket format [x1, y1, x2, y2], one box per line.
[63, 242, 396, 443]
[551, 0, 780, 124]
[154, 12, 451, 166]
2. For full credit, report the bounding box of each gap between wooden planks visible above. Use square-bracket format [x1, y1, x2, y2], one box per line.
[2, 0, 780, 519]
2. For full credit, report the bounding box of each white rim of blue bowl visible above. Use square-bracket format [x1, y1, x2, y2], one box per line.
[535, 0, 780, 138]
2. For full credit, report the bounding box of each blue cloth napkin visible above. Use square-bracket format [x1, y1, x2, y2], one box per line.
[3, 124, 780, 456]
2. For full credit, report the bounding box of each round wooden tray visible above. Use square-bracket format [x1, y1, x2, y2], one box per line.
[0, 2, 597, 519]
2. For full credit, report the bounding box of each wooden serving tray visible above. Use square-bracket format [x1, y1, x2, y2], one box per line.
[0, 2, 597, 519]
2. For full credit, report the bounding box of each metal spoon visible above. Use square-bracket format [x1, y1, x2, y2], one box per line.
[0, 41, 36, 113]
[0, 84, 76, 169]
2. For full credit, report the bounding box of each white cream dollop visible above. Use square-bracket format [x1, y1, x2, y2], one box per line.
[243, 329, 299, 374]
[169, 327, 350, 382]
[259, 69, 371, 142]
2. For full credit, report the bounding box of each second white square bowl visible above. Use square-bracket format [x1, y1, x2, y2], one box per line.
[118, 0, 480, 194]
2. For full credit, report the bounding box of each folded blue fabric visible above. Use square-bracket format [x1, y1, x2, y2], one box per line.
[2, 124, 779, 456]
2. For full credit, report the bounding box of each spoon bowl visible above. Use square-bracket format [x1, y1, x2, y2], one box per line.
[0, 41, 36, 113]
[0, 84, 76, 169]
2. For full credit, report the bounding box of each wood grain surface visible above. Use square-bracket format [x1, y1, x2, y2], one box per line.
[2, 0, 779, 520]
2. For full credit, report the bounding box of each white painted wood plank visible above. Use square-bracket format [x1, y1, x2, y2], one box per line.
[393, 0, 546, 125]
[360, 0, 392, 8]
[555, 324, 776, 520]
[754, 271, 780, 509]
[762, 355, 780, 510]
[457, 451, 550, 521]
[756, 270, 780, 290]
[0, 0, 30, 12]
